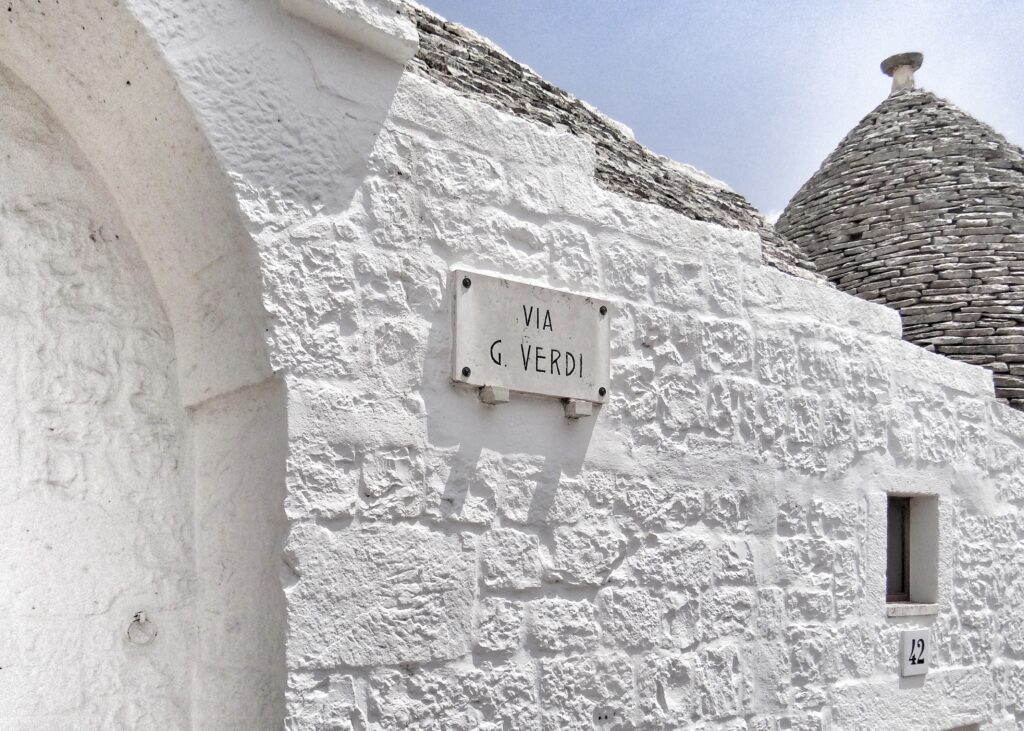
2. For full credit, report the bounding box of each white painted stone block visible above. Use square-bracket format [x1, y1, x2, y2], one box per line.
[286, 523, 475, 667]
[281, 0, 418, 62]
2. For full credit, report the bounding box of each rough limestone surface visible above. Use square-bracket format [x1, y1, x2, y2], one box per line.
[248, 13, 1018, 722]
[778, 87, 1024, 409]
[286, 523, 475, 667]
[213, 5, 1015, 726]
[0, 67, 192, 727]
[4, 0, 1024, 728]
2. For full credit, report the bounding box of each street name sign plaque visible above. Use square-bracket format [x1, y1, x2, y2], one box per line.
[450, 269, 611, 404]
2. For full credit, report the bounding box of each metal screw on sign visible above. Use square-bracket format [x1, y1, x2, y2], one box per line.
[598, 387, 607, 397]
[462, 277, 472, 288]
[462, 366, 472, 377]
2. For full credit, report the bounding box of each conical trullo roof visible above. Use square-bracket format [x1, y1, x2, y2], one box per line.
[778, 54, 1024, 409]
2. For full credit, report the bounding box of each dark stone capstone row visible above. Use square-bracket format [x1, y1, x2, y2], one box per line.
[778, 88, 1024, 409]
[405, 6, 818, 280]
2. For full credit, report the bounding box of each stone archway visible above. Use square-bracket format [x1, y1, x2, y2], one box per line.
[0, 4, 287, 728]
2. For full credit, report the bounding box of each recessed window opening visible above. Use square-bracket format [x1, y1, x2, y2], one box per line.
[886, 494, 939, 605]
[886, 497, 910, 602]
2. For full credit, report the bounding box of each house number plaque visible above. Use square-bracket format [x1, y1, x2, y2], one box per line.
[899, 629, 930, 677]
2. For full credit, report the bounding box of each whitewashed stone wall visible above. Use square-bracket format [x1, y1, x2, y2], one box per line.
[2, 2, 289, 727]
[3, 1, 1024, 728]
[0, 67, 193, 727]
[264, 66, 1024, 729]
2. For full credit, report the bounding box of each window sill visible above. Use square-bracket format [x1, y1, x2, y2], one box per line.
[886, 603, 939, 617]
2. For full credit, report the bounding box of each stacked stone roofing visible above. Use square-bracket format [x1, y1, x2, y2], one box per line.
[405, 5, 818, 280]
[778, 88, 1024, 409]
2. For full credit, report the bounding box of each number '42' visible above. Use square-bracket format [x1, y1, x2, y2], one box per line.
[908, 638, 926, 665]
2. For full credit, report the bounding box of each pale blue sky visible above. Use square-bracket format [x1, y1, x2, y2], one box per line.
[421, 0, 1024, 217]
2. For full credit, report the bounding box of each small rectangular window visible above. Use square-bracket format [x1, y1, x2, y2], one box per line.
[885, 494, 938, 607]
[886, 496, 910, 602]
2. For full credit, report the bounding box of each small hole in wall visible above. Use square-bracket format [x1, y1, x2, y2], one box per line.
[844, 231, 864, 242]
[593, 709, 619, 724]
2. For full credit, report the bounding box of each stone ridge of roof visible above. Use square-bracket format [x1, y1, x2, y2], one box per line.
[404, 3, 820, 281]
[777, 86, 1024, 409]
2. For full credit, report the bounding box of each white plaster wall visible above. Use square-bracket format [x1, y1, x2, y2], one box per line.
[0, 66, 193, 728]
[0, 1, 292, 723]
[7, 0, 1022, 727]
[267, 69, 1024, 729]
[0, 0, 274, 407]
[190, 377, 289, 730]
[113, 0, 1024, 726]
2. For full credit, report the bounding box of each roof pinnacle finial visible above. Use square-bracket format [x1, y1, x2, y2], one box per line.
[881, 52, 924, 95]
